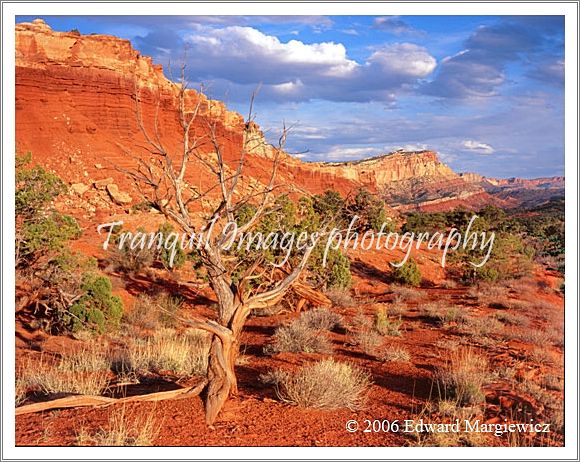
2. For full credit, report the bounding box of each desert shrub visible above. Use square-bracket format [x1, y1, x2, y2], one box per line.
[391, 258, 421, 287]
[298, 308, 343, 331]
[18, 213, 81, 263]
[381, 345, 411, 362]
[274, 359, 371, 410]
[313, 190, 346, 223]
[118, 329, 210, 377]
[437, 349, 488, 406]
[16, 152, 66, 217]
[111, 240, 156, 274]
[459, 233, 534, 284]
[156, 222, 186, 270]
[68, 274, 123, 333]
[348, 188, 392, 232]
[309, 247, 352, 289]
[269, 320, 332, 354]
[374, 306, 403, 336]
[124, 292, 183, 329]
[353, 328, 383, 357]
[76, 406, 159, 446]
[325, 288, 354, 307]
[16, 153, 81, 266]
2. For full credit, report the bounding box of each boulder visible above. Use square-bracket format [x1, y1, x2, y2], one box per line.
[71, 183, 89, 196]
[93, 177, 114, 190]
[106, 183, 132, 205]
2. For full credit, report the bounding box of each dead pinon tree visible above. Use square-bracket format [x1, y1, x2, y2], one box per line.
[120, 68, 333, 425]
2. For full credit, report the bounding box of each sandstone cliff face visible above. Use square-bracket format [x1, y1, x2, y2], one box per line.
[14, 20, 525, 213]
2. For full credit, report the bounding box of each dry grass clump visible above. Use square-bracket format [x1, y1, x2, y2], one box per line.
[456, 315, 503, 337]
[59, 347, 111, 373]
[298, 308, 343, 331]
[435, 338, 461, 352]
[380, 345, 411, 362]
[274, 359, 371, 410]
[418, 301, 445, 322]
[386, 302, 407, 317]
[76, 406, 159, 446]
[117, 328, 210, 377]
[325, 288, 354, 307]
[374, 306, 402, 336]
[15, 374, 28, 406]
[493, 311, 529, 326]
[269, 320, 332, 354]
[391, 286, 426, 302]
[124, 292, 182, 329]
[541, 374, 564, 391]
[528, 347, 555, 366]
[23, 355, 110, 396]
[505, 327, 552, 346]
[412, 398, 488, 446]
[437, 349, 489, 406]
[353, 329, 383, 357]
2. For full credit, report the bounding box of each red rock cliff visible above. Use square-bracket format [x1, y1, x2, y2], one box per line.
[15, 20, 499, 212]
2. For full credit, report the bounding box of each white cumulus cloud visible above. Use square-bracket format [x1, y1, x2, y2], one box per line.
[462, 140, 495, 155]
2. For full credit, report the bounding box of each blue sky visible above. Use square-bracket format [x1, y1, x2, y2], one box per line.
[17, 15, 565, 178]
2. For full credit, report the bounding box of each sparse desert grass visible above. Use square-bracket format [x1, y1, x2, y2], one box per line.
[352, 328, 383, 357]
[59, 347, 111, 373]
[15, 374, 27, 406]
[435, 338, 461, 352]
[505, 327, 552, 346]
[529, 348, 555, 366]
[456, 315, 503, 337]
[494, 365, 517, 382]
[117, 328, 210, 377]
[412, 399, 487, 447]
[325, 288, 354, 307]
[274, 359, 371, 410]
[22, 354, 110, 396]
[506, 278, 537, 294]
[269, 320, 332, 354]
[391, 286, 426, 302]
[493, 311, 529, 327]
[437, 348, 489, 406]
[298, 308, 343, 331]
[519, 381, 564, 434]
[124, 292, 182, 330]
[386, 302, 407, 317]
[76, 406, 159, 446]
[419, 302, 465, 326]
[418, 301, 445, 322]
[374, 306, 403, 336]
[380, 345, 411, 362]
[545, 327, 564, 348]
[437, 306, 466, 326]
[541, 374, 564, 391]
